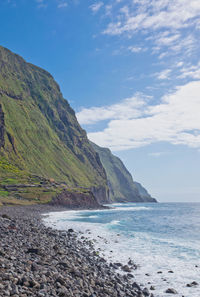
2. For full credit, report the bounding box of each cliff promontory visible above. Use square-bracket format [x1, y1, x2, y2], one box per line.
[0, 46, 109, 206]
[91, 142, 157, 203]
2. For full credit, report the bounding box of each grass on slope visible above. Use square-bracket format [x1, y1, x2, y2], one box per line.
[0, 45, 107, 191]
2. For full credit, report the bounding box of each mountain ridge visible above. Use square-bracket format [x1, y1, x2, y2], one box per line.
[91, 142, 157, 203]
[0, 45, 109, 206]
[0, 45, 156, 207]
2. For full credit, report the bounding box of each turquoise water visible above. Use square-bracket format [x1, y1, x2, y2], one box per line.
[44, 203, 200, 297]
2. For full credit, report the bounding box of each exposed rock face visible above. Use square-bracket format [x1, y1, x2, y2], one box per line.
[0, 104, 5, 148]
[0, 45, 108, 204]
[91, 185, 110, 204]
[91, 142, 157, 203]
[134, 182, 157, 202]
[50, 189, 101, 209]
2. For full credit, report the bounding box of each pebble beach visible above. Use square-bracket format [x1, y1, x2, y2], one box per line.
[0, 205, 154, 297]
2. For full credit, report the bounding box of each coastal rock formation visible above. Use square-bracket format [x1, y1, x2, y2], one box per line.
[91, 142, 157, 203]
[50, 189, 102, 209]
[0, 104, 5, 148]
[0, 45, 109, 204]
[134, 182, 157, 202]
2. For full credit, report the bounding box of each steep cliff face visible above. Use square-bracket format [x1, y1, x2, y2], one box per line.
[0, 104, 5, 149]
[91, 142, 157, 203]
[0, 46, 108, 204]
[91, 185, 110, 204]
[134, 182, 157, 203]
[50, 189, 102, 209]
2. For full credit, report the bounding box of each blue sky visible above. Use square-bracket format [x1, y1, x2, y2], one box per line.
[1, 0, 200, 202]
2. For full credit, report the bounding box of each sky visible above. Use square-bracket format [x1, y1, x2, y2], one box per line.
[1, 0, 200, 202]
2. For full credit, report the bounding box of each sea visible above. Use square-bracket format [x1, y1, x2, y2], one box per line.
[43, 203, 200, 297]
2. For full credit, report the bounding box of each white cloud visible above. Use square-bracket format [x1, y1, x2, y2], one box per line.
[58, 2, 68, 8]
[105, 4, 112, 16]
[77, 94, 147, 125]
[148, 152, 170, 157]
[156, 33, 180, 46]
[104, 1, 200, 35]
[179, 62, 200, 79]
[128, 46, 144, 53]
[102, 0, 200, 58]
[36, 0, 47, 8]
[156, 69, 172, 80]
[90, 2, 104, 13]
[77, 81, 200, 151]
[176, 62, 184, 68]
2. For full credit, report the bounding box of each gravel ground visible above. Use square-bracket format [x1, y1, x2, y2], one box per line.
[0, 205, 155, 297]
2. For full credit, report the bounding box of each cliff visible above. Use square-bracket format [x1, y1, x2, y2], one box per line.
[0, 103, 5, 149]
[134, 182, 156, 202]
[91, 142, 157, 203]
[0, 46, 109, 206]
[50, 189, 103, 209]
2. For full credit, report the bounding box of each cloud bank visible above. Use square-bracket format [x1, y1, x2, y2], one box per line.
[77, 81, 200, 151]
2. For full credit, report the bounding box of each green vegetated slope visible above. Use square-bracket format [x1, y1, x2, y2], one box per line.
[0, 46, 108, 205]
[91, 142, 157, 203]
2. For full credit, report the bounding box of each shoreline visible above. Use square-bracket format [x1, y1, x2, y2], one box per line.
[41, 204, 200, 297]
[0, 205, 154, 297]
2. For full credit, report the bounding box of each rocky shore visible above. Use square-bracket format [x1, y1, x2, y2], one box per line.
[0, 205, 155, 297]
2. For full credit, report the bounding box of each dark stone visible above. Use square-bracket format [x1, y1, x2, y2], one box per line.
[143, 287, 150, 296]
[31, 263, 38, 271]
[127, 273, 134, 278]
[128, 259, 134, 266]
[113, 262, 122, 267]
[56, 276, 65, 285]
[150, 286, 155, 290]
[186, 281, 198, 287]
[121, 265, 132, 272]
[132, 282, 141, 290]
[0, 250, 5, 256]
[165, 288, 178, 294]
[2, 214, 11, 220]
[26, 248, 40, 254]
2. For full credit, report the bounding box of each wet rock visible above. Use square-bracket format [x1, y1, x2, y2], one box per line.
[165, 288, 178, 294]
[150, 286, 155, 290]
[127, 273, 134, 278]
[186, 281, 198, 287]
[132, 282, 141, 290]
[143, 287, 150, 296]
[113, 262, 122, 267]
[128, 259, 134, 266]
[121, 265, 132, 272]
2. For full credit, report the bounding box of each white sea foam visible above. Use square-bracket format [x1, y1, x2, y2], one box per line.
[110, 206, 151, 211]
[43, 207, 200, 297]
[43, 206, 151, 221]
[108, 220, 121, 225]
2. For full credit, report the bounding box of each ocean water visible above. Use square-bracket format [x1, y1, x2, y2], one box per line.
[43, 203, 200, 297]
